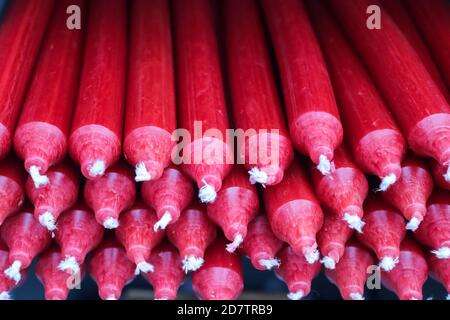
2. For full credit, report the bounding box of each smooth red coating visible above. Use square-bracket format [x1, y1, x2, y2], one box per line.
[263, 160, 324, 260]
[207, 166, 259, 244]
[26, 160, 79, 228]
[329, 0, 450, 169]
[405, 0, 450, 88]
[0, 0, 54, 159]
[124, 0, 176, 181]
[141, 165, 194, 227]
[142, 241, 185, 300]
[69, 0, 127, 179]
[0, 240, 15, 297]
[115, 203, 165, 268]
[166, 202, 216, 262]
[261, 0, 343, 167]
[89, 237, 135, 300]
[382, 154, 433, 227]
[317, 211, 354, 267]
[0, 155, 26, 225]
[381, 237, 428, 300]
[427, 252, 450, 295]
[325, 240, 374, 300]
[356, 195, 406, 264]
[35, 246, 84, 300]
[430, 160, 450, 191]
[414, 189, 450, 254]
[307, 0, 405, 183]
[0, 209, 51, 270]
[192, 235, 243, 300]
[381, 0, 450, 102]
[224, 0, 293, 185]
[241, 215, 283, 271]
[311, 146, 368, 222]
[55, 203, 104, 266]
[14, 0, 85, 176]
[174, 0, 233, 197]
[84, 162, 136, 228]
[275, 245, 321, 299]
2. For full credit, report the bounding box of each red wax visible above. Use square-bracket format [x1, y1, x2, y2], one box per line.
[35, 245, 84, 300]
[124, 0, 176, 182]
[263, 160, 324, 263]
[381, 0, 450, 102]
[0, 0, 54, 159]
[414, 189, 450, 259]
[206, 166, 259, 251]
[69, 0, 127, 179]
[329, 0, 450, 174]
[14, 0, 85, 185]
[192, 235, 243, 300]
[84, 162, 136, 229]
[166, 202, 216, 273]
[275, 245, 321, 300]
[142, 241, 185, 300]
[0, 209, 51, 283]
[224, 0, 293, 185]
[405, 0, 450, 88]
[55, 203, 104, 274]
[307, 0, 405, 190]
[116, 203, 165, 274]
[427, 252, 450, 298]
[89, 237, 135, 300]
[141, 165, 194, 231]
[0, 240, 15, 300]
[311, 146, 368, 232]
[26, 160, 79, 232]
[382, 154, 433, 231]
[174, 0, 233, 203]
[356, 195, 406, 271]
[325, 240, 374, 300]
[0, 155, 26, 225]
[241, 215, 283, 271]
[261, 0, 343, 174]
[430, 160, 450, 191]
[317, 211, 354, 270]
[381, 237, 428, 300]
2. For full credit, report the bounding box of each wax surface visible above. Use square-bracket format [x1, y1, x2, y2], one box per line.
[0, 240, 15, 298]
[0, 156, 26, 225]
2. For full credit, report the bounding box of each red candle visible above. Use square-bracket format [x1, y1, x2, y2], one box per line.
[55, 203, 104, 274]
[14, 0, 85, 187]
[382, 154, 433, 231]
[430, 160, 450, 191]
[325, 240, 374, 300]
[263, 160, 323, 264]
[329, 0, 450, 178]
[115, 203, 165, 275]
[224, 0, 293, 186]
[0, 155, 26, 225]
[142, 241, 185, 300]
[35, 245, 84, 300]
[124, 0, 176, 182]
[0, 240, 15, 300]
[275, 245, 321, 300]
[317, 211, 354, 270]
[206, 166, 259, 252]
[414, 189, 450, 259]
[356, 195, 406, 271]
[381, 237, 428, 300]
[166, 201, 216, 273]
[173, 0, 233, 203]
[89, 237, 135, 300]
[241, 215, 283, 271]
[192, 235, 243, 300]
[84, 161, 136, 229]
[1, 209, 51, 283]
[311, 146, 368, 232]
[261, 0, 343, 175]
[69, 0, 127, 179]
[427, 251, 450, 299]
[0, 0, 54, 159]
[26, 160, 79, 232]
[307, 0, 406, 191]
[141, 165, 193, 231]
